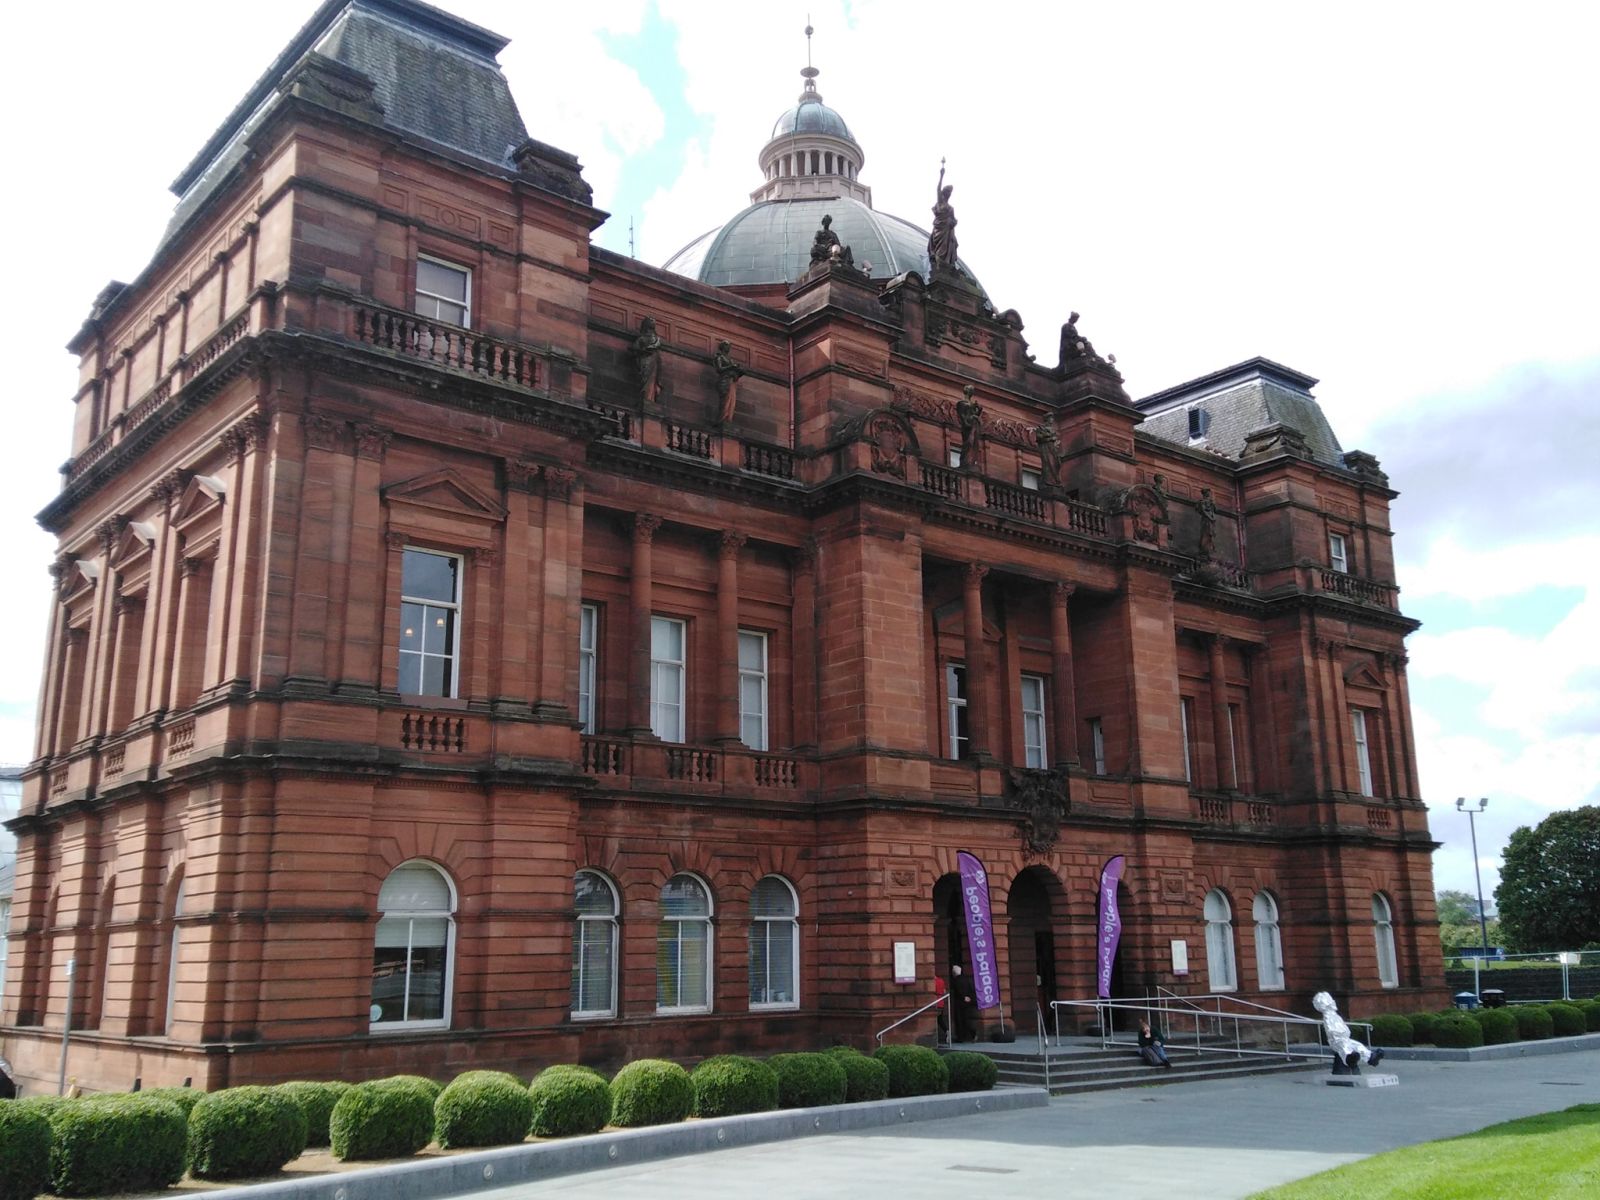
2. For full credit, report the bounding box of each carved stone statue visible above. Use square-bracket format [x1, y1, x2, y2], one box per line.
[1196, 487, 1218, 561]
[713, 340, 744, 425]
[810, 215, 841, 265]
[1059, 311, 1097, 365]
[929, 164, 959, 270]
[631, 316, 663, 404]
[1312, 991, 1386, 1074]
[956, 385, 983, 471]
[1035, 413, 1063, 489]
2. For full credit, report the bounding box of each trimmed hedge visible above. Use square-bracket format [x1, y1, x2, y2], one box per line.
[276, 1081, 353, 1148]
[826, 1047, 890, 1103]
[609, 1060, 693, 1129]
[140, 1087, 204, 1120]
[1577, 999, 1600, 1032]
[188, 1086, 308, 1181]
[872, 1045, 949, 1098]
[1514, 1006, 1555, 1040]
[371, 1074, 443, 1105]
[1366, 1014, 1413, 1048]
[1406, 1011, 1440, 1044]
[329, 1081, 435, 1161]
[943, 1051, 998, 1093]
[433, 1071, 533, 1150]
[768, 1053, 848, 1110]
[48, 1094, 188, 1197]
[529, 1066, 611, 1138]
[1432, 1013, 1485, 1048]
[0, 1102, 51, 1200]
[691, 1056, 779, 1118]
[1475, 1007, 1519, 1045]
[1547, 1003, 1587, 1037]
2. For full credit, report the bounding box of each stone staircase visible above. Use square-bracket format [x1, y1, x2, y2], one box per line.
[949, 1037, 1324, 1096]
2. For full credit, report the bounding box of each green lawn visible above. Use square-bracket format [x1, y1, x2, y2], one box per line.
[1248, 1104, 1600, 1200]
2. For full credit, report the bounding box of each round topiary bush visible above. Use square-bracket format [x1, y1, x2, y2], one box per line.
[1406, 1011, 1439, 1044]
[188, 1085, 309, 1181]
[609, 1060, 693, 1129]
[1367, 1013, 1413, 1048]
[1514, 1006, 1554, 1041]
[47, 1094, 189, 1197]
[1576, 999, 1600, 1032]
[0, 1102, 52, 1200]
[275, 1081, 353, 1148]
[872, 1045, 949, 1098]
[943, 1051, 998, 1093]
[767, 1053, 848, 1110]
[1432, 1013, 1485, 1048]
[529, 1066, 611, 1138]
[1546, 1003, 1586, 1037]
[826, 1047, 890, 1103]
[329, 1081, 435, 1161]
[1473, 1007, 1518, 1045]
[433, 1071, 533, 1150]
[691, 1056, 779, 1118]
[139, 1087, 205, 1120]
[370, 1074, 443, 1105]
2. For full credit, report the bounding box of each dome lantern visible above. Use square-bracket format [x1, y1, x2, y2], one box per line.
[752, 28, 869, 206]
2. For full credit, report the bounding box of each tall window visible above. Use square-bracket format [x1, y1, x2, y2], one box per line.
[1253, 891, 1285, 990]
[164, 878, 186, 1034]
[748, 876, 799, 1010]
[1227, 703, 1243, 789]
[578, 604, 598, 734]
[371, 861, 455, 1030]
[650, 617, 687, 742]
[945, 663, 969, 760]
[1351, 709, 1374, 796]
[1180, 697, 1195, 783]
[414, 256, 471, 326]
[1089, 717, 1107, 775]
[1020, 468, 1041, 491]
[1328, 532, 1349, 574]
[947, 447, 963, 469]
[1373, 893, 1399, 988]
[1204, 889, 1237, 992]
[1021, 675, 1048, 768]
[571, 870, 618, 1018]
[657, 874, 712, 1013]
[399, 549, 461, 697]
[0, 898, 9, 1003]
[738, 630, 768, 751]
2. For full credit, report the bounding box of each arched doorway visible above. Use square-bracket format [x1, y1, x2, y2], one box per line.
[1007, 867, 1062, 1026]
[932, 873, 966, 983]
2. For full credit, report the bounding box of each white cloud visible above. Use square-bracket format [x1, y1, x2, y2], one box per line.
[1399, 535, 1600, 602]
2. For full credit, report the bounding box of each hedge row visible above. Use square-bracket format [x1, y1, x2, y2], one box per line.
[1, 1047, 995, 1197]
[1360, 999, 1600, 1052]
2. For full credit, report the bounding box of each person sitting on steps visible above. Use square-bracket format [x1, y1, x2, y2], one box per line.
[1138, 1018, 1173, 1068]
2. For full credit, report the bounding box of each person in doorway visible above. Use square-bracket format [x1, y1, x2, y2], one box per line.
[934, 972, 950, 1044]
[1138, 1019, 1172, 1068]
[950, 963, 980, 1042]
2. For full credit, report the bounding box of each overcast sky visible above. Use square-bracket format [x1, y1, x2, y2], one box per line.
[2, 0, 1596, 916]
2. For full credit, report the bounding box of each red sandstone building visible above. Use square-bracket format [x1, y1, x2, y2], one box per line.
[1, 0, 1443, 1093]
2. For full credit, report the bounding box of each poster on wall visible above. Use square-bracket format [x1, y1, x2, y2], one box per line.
[1096, 855, 1127, 999]
[956, 850, 1002, 1010]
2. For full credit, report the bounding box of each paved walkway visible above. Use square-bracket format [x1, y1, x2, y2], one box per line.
[472, 1052, 1600, 1199]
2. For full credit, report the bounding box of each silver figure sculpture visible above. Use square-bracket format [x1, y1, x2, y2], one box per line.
[1312, 991, 1385, 1071]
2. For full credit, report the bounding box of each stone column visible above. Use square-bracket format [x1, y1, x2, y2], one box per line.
[34, 562, 68, 759]
[1208, 634, 1235, 791]
[717, 532, 746, 744]
[791, 541, 819, 751]
[962, 563, 990, 759]
[167, 557, 212, 710]
[1049, 581, 1079, 765]
[1327, 641, 1351, 792]
[628, 514, 662, 734]
[537, 468, 580, 719]
[143, 469, 188, 714]
[285, 414, 346, 687]
[1388, 652, 1418, 798]
[499, 461, 540, 712]
[336, 423, 390, 693]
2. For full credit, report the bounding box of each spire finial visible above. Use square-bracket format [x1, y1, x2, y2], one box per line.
[799, 19, 821, 102]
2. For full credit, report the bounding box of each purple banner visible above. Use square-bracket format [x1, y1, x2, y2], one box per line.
[1096, 855, 1127, 1000]
[957, 850, 1001, 1010]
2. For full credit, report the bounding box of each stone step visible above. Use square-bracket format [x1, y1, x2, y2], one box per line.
[989, 1051, 1321, 1095]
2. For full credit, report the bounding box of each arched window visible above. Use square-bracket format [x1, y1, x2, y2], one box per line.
[748, 876, 799, 1009]
[1373, 892, 1399, 988]
[1204, 889, 1237, 992]
[1253, 890, 1285, 991]
[371, 861, 455, 1030]
[0, 898, 13, 1007]
[657, 874, 712, 1013]
[572, 870, 619, 1019]
[164, 878, 186, 1034]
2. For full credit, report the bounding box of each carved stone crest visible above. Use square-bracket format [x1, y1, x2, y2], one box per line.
[1116, 482, 1170, 546]
[864, 410, 917, 480]
[1005, 767, 1072, 854]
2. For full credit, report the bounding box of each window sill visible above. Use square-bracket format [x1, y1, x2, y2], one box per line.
[749, 1001, 799, 1012]
[397, 693, 468, 711]
[654, 1005, 712, 1017]
[571, 1010, 616, 1022]
[369, 1020, 451, 1034]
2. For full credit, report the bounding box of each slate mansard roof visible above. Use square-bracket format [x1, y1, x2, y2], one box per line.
[1136, 357, 1346, 467]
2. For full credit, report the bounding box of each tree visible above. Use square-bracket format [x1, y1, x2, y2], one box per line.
[1435, 889, 1484, 926]
[1494, 805, 1600, 952]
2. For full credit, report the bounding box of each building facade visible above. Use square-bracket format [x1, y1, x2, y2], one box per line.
[1, 0, 1444, 1094]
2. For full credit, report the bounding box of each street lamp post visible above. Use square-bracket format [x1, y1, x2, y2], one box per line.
[1457, 797, 1491, 991]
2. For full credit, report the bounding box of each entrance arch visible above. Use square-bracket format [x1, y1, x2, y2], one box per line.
[1007, 866, 1065, 1023]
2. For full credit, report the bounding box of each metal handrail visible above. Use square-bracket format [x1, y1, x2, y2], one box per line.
[875, 994, 950, 1046]
[1050, 997, 1329, 1061]
[1036, 1004, 1051, 1093]
[1154, 986, 1304, 1022]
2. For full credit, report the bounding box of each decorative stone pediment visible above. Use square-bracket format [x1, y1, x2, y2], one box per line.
[107, 520, 158, 571]
[1005, 767, 1072, 855]
[1343, 659, 1385, 689]
[383, 469, 507, 524]
[173, 475, 227, 553]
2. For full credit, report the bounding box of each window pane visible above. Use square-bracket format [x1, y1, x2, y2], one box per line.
[417, 258, 469, 303]
[405, 941, 447, 1020]
[657, 923, 680, 1008]
[676, 921, 708, 1007]
[398, 654, 422, 695]
[661, 876, 709, 917]
[651, 617, 683, 661]
[751, 877, 796, 918]
[371, 944, 409, 1022]
[379, 864, 451, 912]
[420, 654, 449, 697]
[575, 871, 616, 916]
[400, 602, 425, 652]
[422, 607, 455, 656]
[402, 550, 457, 603]
[738, 631, 765, 671]
[741, 712, 765, 749]
[573, 919, 614, 1014]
